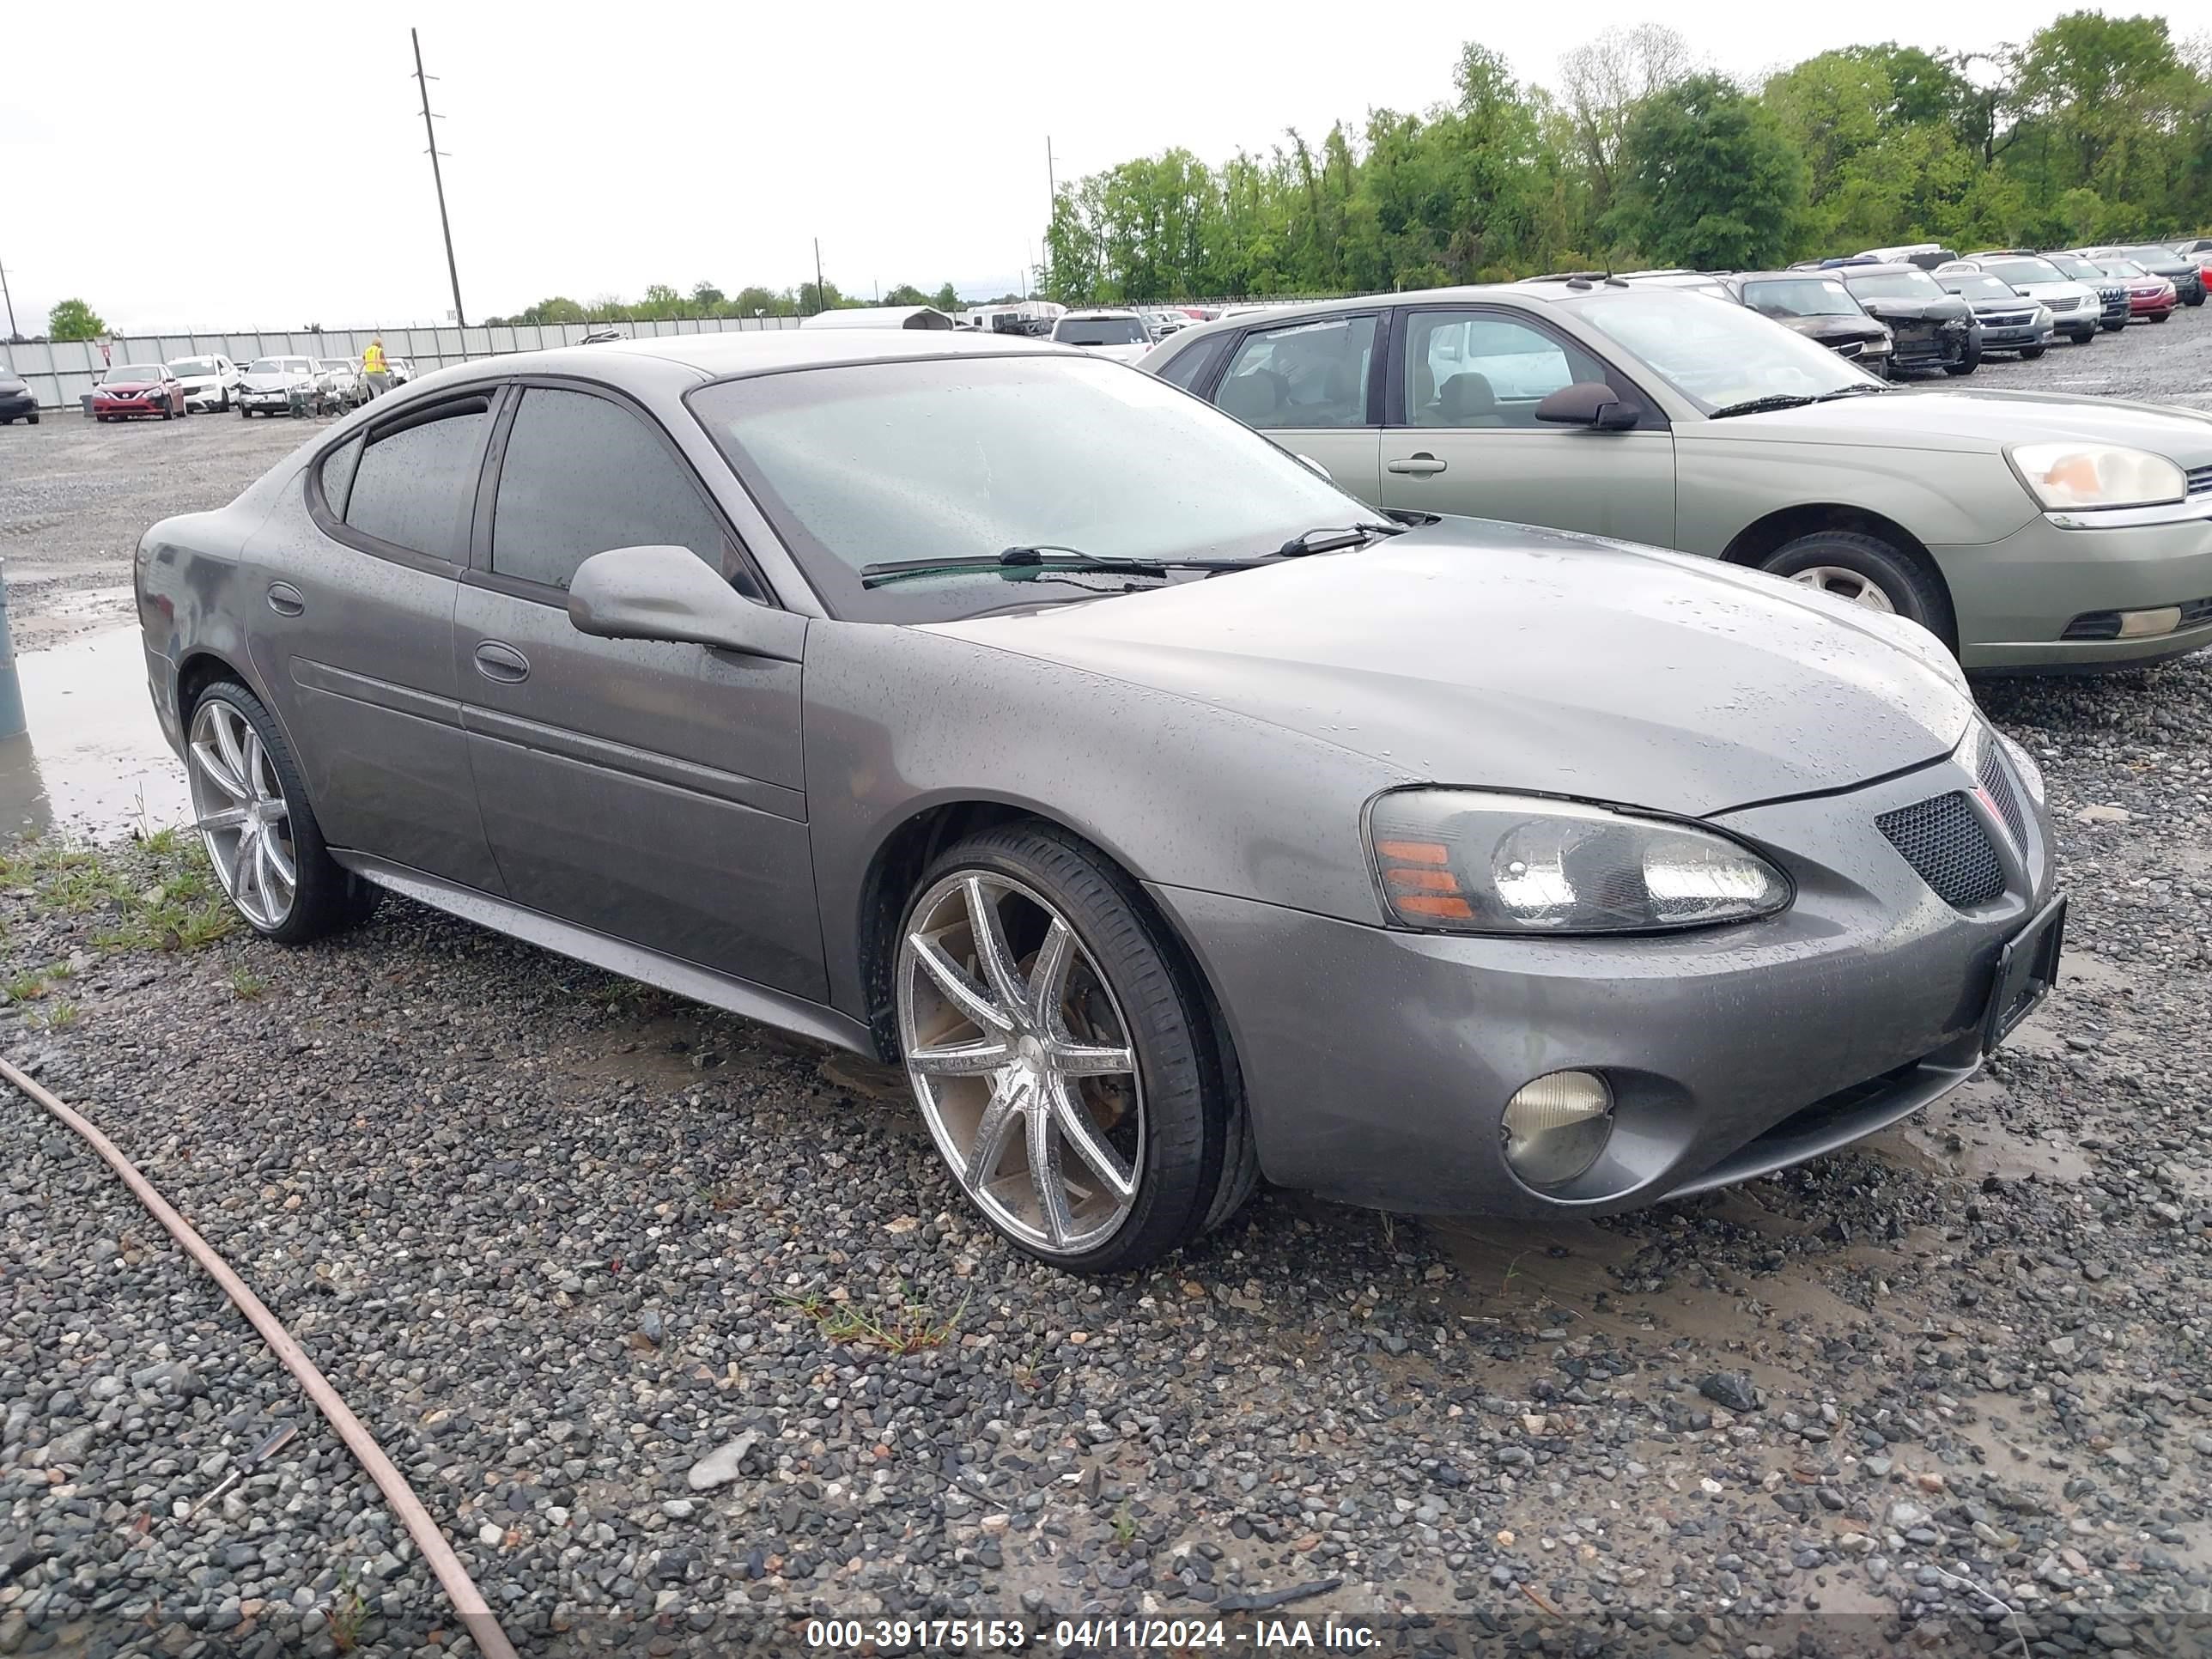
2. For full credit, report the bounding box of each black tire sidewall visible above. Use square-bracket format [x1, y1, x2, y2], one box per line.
[1759, 529, 1954, 644]
[902, 823, 1228, 1273]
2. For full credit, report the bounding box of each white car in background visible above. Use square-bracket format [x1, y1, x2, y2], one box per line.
[1049, 308, 1154, 364]
[167, 354, 241, 412]
[236, 356, 324, 417]
[317, 358, 364, 408]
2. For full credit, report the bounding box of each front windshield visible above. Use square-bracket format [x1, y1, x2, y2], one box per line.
[106, 365, 164, 382]
[318, 361, 344, 372]
[1054, 318, 1149, 347]
[1981, 258, 2062, 287]
[1564, 289, 1875, 414]
[2100, 260, 2148, 279]
[690, 355, 1362, 623]
[1942, 275, 2021, 303]
[171, 357, 220, 376]
[1741, 278, 1860, 319]
[2121, 246, 2176, 265]
[2045, 253, 2104, 282]
[1844, 270, 1947, 301]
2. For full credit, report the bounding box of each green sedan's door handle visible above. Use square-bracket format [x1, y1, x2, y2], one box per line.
[1387, 453, 1449, 477]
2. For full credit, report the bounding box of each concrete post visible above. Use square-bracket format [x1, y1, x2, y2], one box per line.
[0, 559, 23, 740]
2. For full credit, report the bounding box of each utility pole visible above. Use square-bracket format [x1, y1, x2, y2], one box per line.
[813, 239, 826, 315]
[0, 256, 15, 341]
[1047, 136, 1055, 209]
[412, 29, 466, 328]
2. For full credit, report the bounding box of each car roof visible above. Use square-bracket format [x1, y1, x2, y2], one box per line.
[1060, 307, 1141, 319]
[395, 327, 1076, 397]
[1732, 270, 1844, 284]
[1835, 263, 1926, 277]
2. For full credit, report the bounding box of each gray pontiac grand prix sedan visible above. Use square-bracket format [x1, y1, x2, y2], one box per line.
[1146, 282, 2212, 671]
[136, 331, 2063, 1272]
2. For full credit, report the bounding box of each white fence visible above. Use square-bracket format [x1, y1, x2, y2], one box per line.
[3, 316, 805, 410]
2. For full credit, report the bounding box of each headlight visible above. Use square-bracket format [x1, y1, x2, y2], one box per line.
[2008, 442, 2185, 509]
[1367, 790, 1791, 935]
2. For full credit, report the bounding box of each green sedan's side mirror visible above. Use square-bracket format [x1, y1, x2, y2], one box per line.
[1536, 381, 1639, 430]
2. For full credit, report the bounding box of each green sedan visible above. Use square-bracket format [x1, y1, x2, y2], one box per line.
[1144, 281, 2212, 671]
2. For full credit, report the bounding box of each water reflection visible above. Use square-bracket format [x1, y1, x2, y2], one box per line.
[0, 627, 190, 839]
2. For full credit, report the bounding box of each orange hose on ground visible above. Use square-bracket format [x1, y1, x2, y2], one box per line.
[0, 1055, 520, 1659]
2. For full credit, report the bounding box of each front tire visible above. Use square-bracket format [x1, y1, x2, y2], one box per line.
[895, 822, 1252, 1273]
[185, 681, 379, 944]
[2021, 345, 2045, 360]
[1943, 344, 1980, 376]
[2153, 311, 2172, 324]
[1759, 528, 1954, 645]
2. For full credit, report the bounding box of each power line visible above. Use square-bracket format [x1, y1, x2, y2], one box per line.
[412, 29, 466, 328]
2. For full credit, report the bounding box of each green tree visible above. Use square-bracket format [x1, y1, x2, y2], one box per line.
[690, 281, 726, 311]
[796, 279, 846, 315]
[881, 283, 933, 307]
[47, 298, 106, 341]
[514, 295, 587, 325]
[932, 283, 961, 312]
[1607, 74, 1808, 269]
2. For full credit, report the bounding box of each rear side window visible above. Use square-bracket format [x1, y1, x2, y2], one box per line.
[1154, 332, 1227, 392]
[343, 400, 491, 562]
[319, 437, 362, 518]
[489, 386, 739, 593]
[1215, 314, 1377, 430]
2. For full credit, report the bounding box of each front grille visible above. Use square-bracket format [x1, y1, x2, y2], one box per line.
[2050, 295, 2084, 311]
[2186, 465, 2211, 498]
[1877, 793, 2005, 908]
[1976, 741, 2029, 855]
[1984, 312, 2033, 327]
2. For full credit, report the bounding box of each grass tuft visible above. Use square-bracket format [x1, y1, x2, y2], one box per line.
[779, 1284, 968, 1356]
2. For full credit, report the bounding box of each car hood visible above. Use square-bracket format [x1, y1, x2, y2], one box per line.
[2010, 280, 2094, 305]
[0, 377, 26, 395]
[1778, 315, 1888, 344]
[1849, 294, 1972, 324]
[930, 524, 1974, 818]
[1068, 342, 1152, 364]
[1723, 386, 2212, 464]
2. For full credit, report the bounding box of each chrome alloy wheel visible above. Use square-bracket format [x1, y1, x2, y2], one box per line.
[1789, 565, 1897, 612]
[187, 699, 297, 930]
[898, 872, 1144, 1256]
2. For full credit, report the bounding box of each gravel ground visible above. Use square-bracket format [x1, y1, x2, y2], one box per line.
[3, 314, 2212, 1654]
[0, 410, 334, 651]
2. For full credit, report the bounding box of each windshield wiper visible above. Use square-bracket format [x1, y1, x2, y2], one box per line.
[860, 544, 1262, 589]
[1707, 393, 1819, 420]
[1275, 522, 1407, 557]
[1814, 382, 1893, 400]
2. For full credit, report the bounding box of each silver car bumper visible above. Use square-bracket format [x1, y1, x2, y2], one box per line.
[1150, 740, 2055, 1216]
[1941, 502, 2212, 668]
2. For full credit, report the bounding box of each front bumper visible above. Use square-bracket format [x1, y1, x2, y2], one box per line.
[1940, 501, 2212, 669]
[180, 382, 227, 408]
[94, 396, 164, 415]
[0, 392, 35, 420]
[1150, 744, 2054, 1217]
[2128, 293, 2174, 317]
[1978, 320, 2051, 349]
[240, 387, 307, 410]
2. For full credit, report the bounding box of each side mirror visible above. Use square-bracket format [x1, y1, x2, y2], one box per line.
[1535, 381, 1638, 430]
[568, 544, 802, 661]
[1294, 453, 1332, 481]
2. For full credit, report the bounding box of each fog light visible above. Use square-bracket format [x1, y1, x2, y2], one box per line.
[2118, 606, 2183, 639]
[1502, 1071, 1614, 1189]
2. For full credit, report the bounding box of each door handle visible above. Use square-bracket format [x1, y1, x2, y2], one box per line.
[473, 640, 531, 684]
[265, 582, 305, 617]
[1386, 453, 1449, 477]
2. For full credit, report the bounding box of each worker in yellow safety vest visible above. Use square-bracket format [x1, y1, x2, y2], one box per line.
[362, 338, 391, 398]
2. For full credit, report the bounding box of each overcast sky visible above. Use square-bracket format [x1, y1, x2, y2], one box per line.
[1, 0, 2140, 335]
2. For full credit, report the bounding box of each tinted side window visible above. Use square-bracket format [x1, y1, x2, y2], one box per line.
[1154, 332, 1227, 392]
[1216, 314, 1376, 430]
[491, 387, 731, 592]
[319, 436, 362, 518]
[344, 402, 489, 561]
[1403, 312, 1604, 428]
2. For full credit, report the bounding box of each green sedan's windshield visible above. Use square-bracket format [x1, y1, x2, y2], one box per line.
[1561, 290, 1875, 414]
[691, 354, 1363, 623]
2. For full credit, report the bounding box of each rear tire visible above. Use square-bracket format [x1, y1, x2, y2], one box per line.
[184, 679, 380, 945]
[1759, 528, 1954, 645]
[895, 820, 1252, 1273]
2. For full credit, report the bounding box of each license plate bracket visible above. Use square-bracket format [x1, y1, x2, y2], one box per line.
[1983, 895, 2067, 1052]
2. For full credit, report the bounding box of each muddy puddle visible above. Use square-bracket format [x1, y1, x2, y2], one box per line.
[0, 624, 189, 839]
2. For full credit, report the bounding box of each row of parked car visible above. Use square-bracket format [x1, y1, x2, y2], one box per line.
[1605, 240, 2209, 379]
[82, 351, 417, 423]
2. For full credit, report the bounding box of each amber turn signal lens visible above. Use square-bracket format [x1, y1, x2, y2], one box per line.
[1375, 837, 1474, 921]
